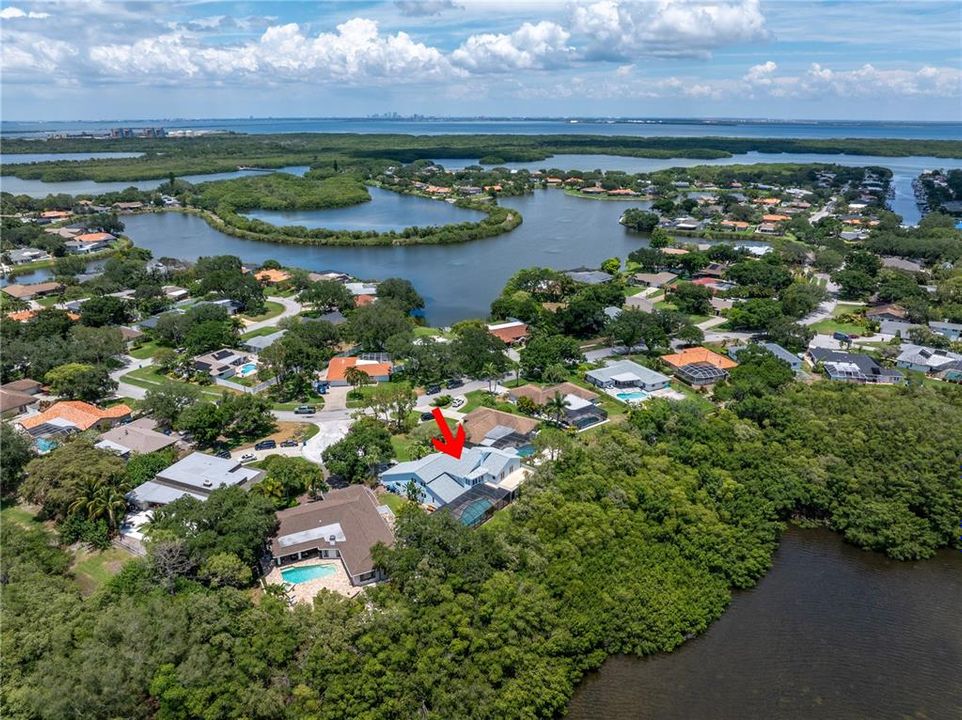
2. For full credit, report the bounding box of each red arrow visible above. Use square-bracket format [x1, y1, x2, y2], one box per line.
[431, 407, 465, 459]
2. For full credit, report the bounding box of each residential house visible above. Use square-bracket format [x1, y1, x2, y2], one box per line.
[0, 379, 42, 418]
[709, 297, 734, 314]
[585, 359, 671, 391]
[324, 356, 393, 386]
[462, 407, 540, 449]
[624, 295, 655, 313]
[5, 248, 50, 265]
[929, 320, 962, 342]
[879, 319, 922, 338]
[881, 257, 924, 273]
[729, 342, 802, 373]
[308, 271, 351, 283]
[2, 281, 63, 301]
[865, 304, 908, 322]
[487, 320, 529, 346]
[96, 417, 178, 457]
[193, 299, 242, 315]
[17, 401, 131, 439]
[564, 270, 614, 285]
[507, 382, 607, 428]
[127, 452, 264, 508]
[161, 285, 190, 301]
[193, 348, 254, 379]
[661, 347, 738, 372]
[895, 344, 962, 374]
[112, 201, 145, 212]
[242, 329, 286, 353]
[345, 281, 378, 296]
[632, 271, 678, 288]
[269, 486, 395, 587]
[807, 348, 904, 384]
[674, 362, 730, 387]
[380, 447, 521, 510]
[65, 231, 114, 254]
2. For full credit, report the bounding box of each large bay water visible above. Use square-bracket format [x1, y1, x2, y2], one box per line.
[0, 152, 144, 164]
[3, 117, 960, 140]
[567, 528, 962, 720]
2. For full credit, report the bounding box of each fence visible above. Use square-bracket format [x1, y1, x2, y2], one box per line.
[214, 375, 279, 395]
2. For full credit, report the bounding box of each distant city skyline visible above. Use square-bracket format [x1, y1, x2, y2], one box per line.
[2, 0, 960, 122]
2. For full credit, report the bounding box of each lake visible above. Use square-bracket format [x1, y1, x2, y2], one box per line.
[119, 189, 669, 325]
[0, 165, 310, 197]
[566, 528, 962, 720]
[0, 152, 144, 164]
[242, 187, 485, 233]
[435, 151, 962, 225]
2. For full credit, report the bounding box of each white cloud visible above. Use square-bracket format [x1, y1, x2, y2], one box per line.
[571, 0, 768, 59]
[1, 31, 76, 75]
[743, 61, 962, 99]
[394, 0, 462, 17]
[450, 21, 571, 72]
[0, 6, 50, 19]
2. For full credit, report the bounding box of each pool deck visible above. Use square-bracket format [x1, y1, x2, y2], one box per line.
[265, 558, 361, 602]
[604, 386, 687, 404]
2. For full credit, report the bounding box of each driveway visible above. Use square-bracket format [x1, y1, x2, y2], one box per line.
[241, 295, 302, 333]
[110, 356, 153, 400]
[301, 417, 352, 464]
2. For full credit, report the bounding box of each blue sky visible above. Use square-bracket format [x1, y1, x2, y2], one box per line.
[1, 0, 960, 121]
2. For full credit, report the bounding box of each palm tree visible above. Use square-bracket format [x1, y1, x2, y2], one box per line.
[545, 392, 571, 426]
[481, 362, 499, 393]
[509, 359, 521, 387]
[68, 477, 104, 518]
[253, 477, 285, 505]
[85, 483, 129, 532]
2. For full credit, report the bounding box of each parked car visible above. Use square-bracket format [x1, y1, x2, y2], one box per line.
[240, 452, 256, 462]
[215, 449, 231, 459]
[420, 411, 435, 421]
[280, 439, 298, 447]
[294, 405, 316, 414]
[833, 331, 851, 342]
[254, 439, 276, 450]
[425, 384, 441, 395]
[446, 378, 463, 389]
[451, 397, 465, 409]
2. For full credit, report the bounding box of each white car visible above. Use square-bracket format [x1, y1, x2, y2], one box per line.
[240, 452, 256, 462]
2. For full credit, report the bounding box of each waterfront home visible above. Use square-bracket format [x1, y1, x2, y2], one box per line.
[807, 348, 904, 385]
[345, 281, 378, 296]
[380, 447, 521, 510]
[269, 485, 394, 587]
[5, 248, 50, 265]
[661, 347, 737, 373]
[193, 348, 254, 379]
[631, 271, 677, 288]
[865, 304, 908, 322]
[585, 359, 671, 392]
[127, 451, 264, 508]
[729, 342, 802, 373]
[487, 320, 529, 346]
[462, 407, 540, 449]
[895, 344, 962, 374]
[928, 320, 962, 342]
[324, 356, 393, 386]
[112, 201, 145, 212]
[38, 209, 73, 222]
[96, 418, 178, 457]
[17, 400, 131, 439]
[66, 231, 115, 254]
[564, 270, 614, 285]
[2, 281, 63, 300]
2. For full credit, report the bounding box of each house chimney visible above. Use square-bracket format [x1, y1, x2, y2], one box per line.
[328, 534, 337, 546]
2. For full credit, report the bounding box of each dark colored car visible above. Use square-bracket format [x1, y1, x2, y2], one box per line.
[425, 384, 441, 395]
[280, 439, 298, 447]
[420, 411, 435, 422]
[294, 405, 316, 414]
[215, 449, 231, 459]
[445, 378, 463, 389]
[254, 439, 277, 451]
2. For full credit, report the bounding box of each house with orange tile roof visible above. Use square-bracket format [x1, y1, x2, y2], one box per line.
[354, 294, 376, 307]
[761, 214, 791, 223]
[486, 320, 529, 346]
[38, 210, 72, 222]
[719, 220, 751, 231]
[661, 347, 738, 371]
[324, 357, 394, 386]
[753, 197, 781, 206]
[6, 309, 80, 323]
[255, 268, 292, 284]
[17, 400, 131, 437]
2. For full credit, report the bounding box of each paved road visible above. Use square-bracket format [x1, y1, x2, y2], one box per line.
[241, 295, 302, 333]
[110, 356, 153, 400]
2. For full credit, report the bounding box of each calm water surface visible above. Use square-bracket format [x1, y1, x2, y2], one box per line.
[243, 187, 485, 232]
[567, 528, 962, 720]
[0, 165, 309, 197]
[0, 152, 144, 164]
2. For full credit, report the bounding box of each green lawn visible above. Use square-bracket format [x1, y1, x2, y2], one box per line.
[378, 493, 409, 512]
[72, 546, 133, 596]
[241, 301, 285, 323]
[271, 394, 326, 411]
[0, 503, 40, 529]
[413, 326, 444, 338]
[121, 366, 226, 399]
[810, 318, 868, 336]
[345, 381, 405, 408]
[241, 326, 284, 340]
[460, 389, 517, 415]
[128, 340, 161, 360]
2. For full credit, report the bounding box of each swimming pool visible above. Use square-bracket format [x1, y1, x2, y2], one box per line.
[238, 362, 258, 376]
[35, 437, 59, 453]
[516, 444, 536, 457]
[280, 564, 337, 584]
[616, 390, 650, 402]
